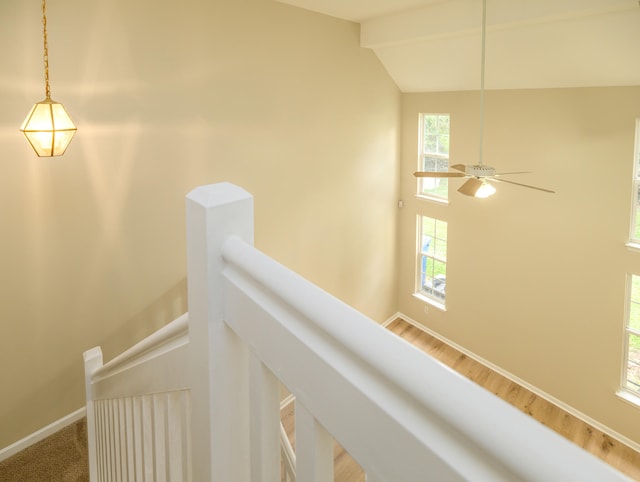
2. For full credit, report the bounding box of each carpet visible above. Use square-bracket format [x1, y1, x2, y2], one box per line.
[0, 418, 88, 482]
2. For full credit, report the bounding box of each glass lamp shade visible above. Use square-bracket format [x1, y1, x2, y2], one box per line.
[475, 180, 496, 198]
[20, 98, 77, 156]
[458, 177, 496, 198]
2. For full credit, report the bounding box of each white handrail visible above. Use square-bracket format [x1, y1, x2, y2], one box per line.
[221, 233, 629, 482]
[92, 313, 188, 382]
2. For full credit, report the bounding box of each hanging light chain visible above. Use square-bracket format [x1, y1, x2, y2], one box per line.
[42, 0, 51, 100]
[20, 0, 77, 157]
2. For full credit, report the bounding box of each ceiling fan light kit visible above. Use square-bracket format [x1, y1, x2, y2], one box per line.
[458, 177, 496, 198]
[413, 0, 554, 198]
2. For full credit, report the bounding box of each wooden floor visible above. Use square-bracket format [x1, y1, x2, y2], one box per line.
[281, 317, 640, 481]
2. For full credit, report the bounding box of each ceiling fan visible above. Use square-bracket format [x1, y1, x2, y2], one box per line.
[413, 0, 555, 198]
[414, 164, 555, 198]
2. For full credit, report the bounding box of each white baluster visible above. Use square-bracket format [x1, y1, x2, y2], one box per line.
[153, 394, 167, 482]
[101, 400, 109, 481]
[295, 401, 333, 482]
[96, 401, 105, 481]
[116, 398, 127, 480]
[167, 390, 184, 481]
[249, 353, 281, 482]
[142, 395, 154, 482]
[182, 391, 193, 481]
[108, 400, 118, 481]
[132, 396, 144, 482]
[83, 347, 103, 482]
[124, 397, 134, 481]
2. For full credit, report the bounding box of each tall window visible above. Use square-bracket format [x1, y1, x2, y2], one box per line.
[624, 275, 640, 396]
[417, 216, 447, 303]
[629, 119, 640, 244]
[418, 114, 450, 200]
[624, 120, 640, 400]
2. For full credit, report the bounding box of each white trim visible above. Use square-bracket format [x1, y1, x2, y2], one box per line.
[616, 389, 640, 409]
[415, 194, 450, 206]
[625, 242, 640, 253]
[381, 312, 403, 327]
[0, 407, 86, 462]
[395, 312, 640, 454]
[412, 292, 447, 312]
[93, 313, 188, 383]
[627, 118, 640, 245]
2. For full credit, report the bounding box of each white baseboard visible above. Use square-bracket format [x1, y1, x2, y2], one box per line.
[381, 312, 403, 327]
[0, 407, 86, 462]
[394, 312, 640, 454]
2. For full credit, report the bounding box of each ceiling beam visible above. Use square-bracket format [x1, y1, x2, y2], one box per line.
[361, 0, 638, 49]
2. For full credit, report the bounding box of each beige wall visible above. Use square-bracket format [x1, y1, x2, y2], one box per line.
[398, 87, 640, 446]
[5, 0, 638, 454]
[0, 0, 400, 448]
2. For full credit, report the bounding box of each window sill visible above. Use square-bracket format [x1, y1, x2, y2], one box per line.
[415, 194, 449, 206]
[626, 242, 640, 253]
[412, 292, 447, 312]
[616, 389, 640, 409]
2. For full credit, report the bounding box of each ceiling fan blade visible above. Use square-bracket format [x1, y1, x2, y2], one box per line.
[414, 171, 467, 178]
[493, 178, 555, 193]
[494, 171, 531, 176]
[451, 164, 467, 172]
[457, 178, 483, 197]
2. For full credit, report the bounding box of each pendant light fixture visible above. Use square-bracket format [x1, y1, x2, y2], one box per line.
[20, 0, 76, 157]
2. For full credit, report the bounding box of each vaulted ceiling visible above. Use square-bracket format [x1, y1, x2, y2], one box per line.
[276, 0, 640, 92]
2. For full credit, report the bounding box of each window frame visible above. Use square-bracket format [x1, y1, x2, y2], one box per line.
[621, 274, 640, 403]
[415, 214, 447, 308]
[417, 113, 451, 203]
[620, 120, 640, 407]
[628, 118, 640, 247]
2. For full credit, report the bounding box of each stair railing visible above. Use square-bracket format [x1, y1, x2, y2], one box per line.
[84, 182, 630, 481]
[186, 182, 629, 482]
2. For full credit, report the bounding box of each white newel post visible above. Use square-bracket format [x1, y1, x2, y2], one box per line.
[83, 346, 103, 482]
[186, 183, 254, 482]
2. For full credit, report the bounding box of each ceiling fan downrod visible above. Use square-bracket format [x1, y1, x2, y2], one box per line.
[478, 0, 487, 167]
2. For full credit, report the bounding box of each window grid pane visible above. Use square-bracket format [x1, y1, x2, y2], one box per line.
[625, 275, 640, 396]
[626, 333, 640, 394]
[418, 216, 447, 302]
[419, 114, 450, 199]
[630, 301, 640, 332]
[633, 184, 640, 242]
[630, 119, 640, 243]
[623, 121, 640, 398]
